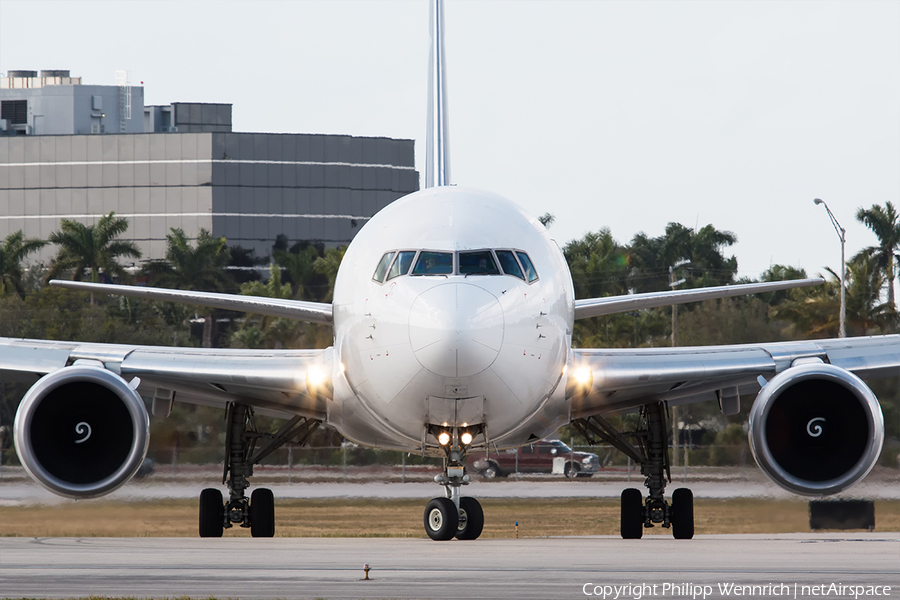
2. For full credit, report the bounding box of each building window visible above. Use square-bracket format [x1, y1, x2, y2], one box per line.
[1, 100, 27, 125]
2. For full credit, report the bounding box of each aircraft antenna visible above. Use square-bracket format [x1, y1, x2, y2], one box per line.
[425, 0, 450, 188]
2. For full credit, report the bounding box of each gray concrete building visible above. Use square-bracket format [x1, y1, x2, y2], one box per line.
[0, 71, 419, 264]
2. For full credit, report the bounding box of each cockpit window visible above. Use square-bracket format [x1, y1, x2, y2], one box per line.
[372, 251, 395, 283]
[459, 250, 501, 275]
[412, 251, 453, 275]
[495, 250, 525, 280]
[516, 251, 539, 283]
[387, 251, 416, 280]
[375, 248, 536, 282]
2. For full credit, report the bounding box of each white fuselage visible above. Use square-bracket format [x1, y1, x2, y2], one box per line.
[327, 186, 575, 454]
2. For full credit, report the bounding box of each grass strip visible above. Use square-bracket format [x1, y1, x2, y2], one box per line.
[1, 498, 897, 538]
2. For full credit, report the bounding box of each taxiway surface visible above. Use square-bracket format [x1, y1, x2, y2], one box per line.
[2, 534, 897, 600]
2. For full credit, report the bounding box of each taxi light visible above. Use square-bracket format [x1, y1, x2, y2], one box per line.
[461, 432, 473, 445]
[438, 431, 451, 446]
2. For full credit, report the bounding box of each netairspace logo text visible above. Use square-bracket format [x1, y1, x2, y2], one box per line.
[582, 582, 892, 599]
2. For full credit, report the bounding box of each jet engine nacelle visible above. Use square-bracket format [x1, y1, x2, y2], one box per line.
[14, 365, 150, 499]
[748, 362, 884, 496]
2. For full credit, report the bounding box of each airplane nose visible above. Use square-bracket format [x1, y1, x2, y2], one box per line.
[409, 283, 504, 378]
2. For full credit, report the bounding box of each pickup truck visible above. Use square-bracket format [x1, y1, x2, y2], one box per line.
[468, 439, 600, 478]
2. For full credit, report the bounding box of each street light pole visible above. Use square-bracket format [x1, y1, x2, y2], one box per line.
[814, 198, 846, 337]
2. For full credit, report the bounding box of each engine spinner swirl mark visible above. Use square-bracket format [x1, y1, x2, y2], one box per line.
[74, 422, 92, 444]
[806, 417, 826, 438]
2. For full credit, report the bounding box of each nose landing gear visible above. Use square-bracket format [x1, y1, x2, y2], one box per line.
[423, 425, 485, 541]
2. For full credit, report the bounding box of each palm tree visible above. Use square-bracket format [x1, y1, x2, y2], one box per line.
[272, 237, 322, 301]
[627, 223, 738, 293]
[563, 228, 630, 299]
[538, 213, 555, 228]
[0, 231, 47, 298]
[47, 212, 141, 284]
[141, 228, 232, 347]
[232, 263, 299, 349]
[313, 246, 346, 302]
[775, 250, 894, 338]
[856, 201, 900, 309]
[841, 248, 894, 335]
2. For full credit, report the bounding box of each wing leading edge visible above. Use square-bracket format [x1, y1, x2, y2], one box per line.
[49, 280, 333, 325]
[573, 278, 824, 320]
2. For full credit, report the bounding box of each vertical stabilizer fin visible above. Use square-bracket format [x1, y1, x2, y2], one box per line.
[425, 0, 450, 188]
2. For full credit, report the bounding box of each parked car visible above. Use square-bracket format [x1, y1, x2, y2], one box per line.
[469, 439, 599, 478]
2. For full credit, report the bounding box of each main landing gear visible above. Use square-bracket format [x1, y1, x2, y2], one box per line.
[573, 402, 694, 540]
[423, 425, 485, 541]
[199, 402, 321, 538]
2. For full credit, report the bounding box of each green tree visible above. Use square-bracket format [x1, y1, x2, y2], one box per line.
[141, 228, 232, 347]
[313, 246, 347, 302]
[272, 236, 324, 300]
[228, 245, 268, 286]
[47, 212, 141, 287]
[231, 263, 300, 349]
[775, 250, 894, 338]
[628, 223, 738, 293]
[774, 274, 840, 338]
[0, 231, 46, 298]
[855, 201, 900, 309]
[842, 248, 894, 335]
[564, 228, 630, 299]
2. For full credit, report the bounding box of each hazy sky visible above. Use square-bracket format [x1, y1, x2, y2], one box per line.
[2, 1, 898, 280]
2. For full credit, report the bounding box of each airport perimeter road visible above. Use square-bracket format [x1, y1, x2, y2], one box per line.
[2, 472, 899, 505]
[1, 534, 897, 600]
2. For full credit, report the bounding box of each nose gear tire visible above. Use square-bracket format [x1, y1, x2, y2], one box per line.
[455, 497, 484, 540]
[424, 497, 459, 541]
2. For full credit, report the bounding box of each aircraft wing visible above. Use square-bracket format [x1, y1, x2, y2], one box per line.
[0, 337, 332, 420]
[573, 278, 823, 320]
[570, 335, 900, 418]
[49, 280, 333, 325]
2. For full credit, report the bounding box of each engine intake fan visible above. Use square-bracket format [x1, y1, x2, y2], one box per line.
[14, 366, 150, 499]
[749, 362, 884, 496]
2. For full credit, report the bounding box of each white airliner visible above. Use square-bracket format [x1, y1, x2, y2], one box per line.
[3, 0, 891, 541]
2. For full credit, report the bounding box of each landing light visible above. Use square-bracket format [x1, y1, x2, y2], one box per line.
[460, 432, 473, 445]
[307, 366, 327, 387]
[438, 432, 451, 446]
[573, 366, 592, 385]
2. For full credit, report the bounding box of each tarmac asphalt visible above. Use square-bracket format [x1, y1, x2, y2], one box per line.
[1, 534, 897, 600]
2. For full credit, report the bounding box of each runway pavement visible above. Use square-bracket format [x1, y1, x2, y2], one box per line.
[1, 534, 897, 600]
